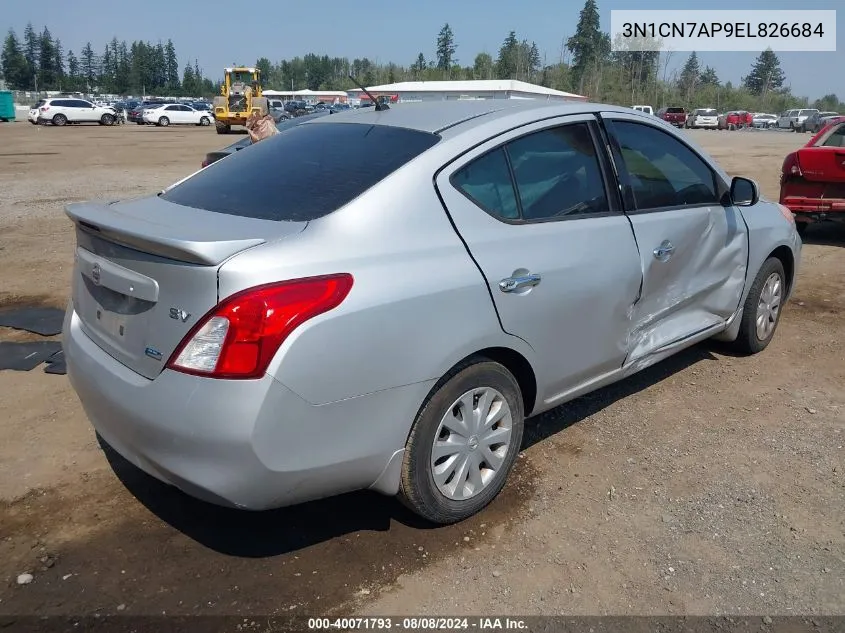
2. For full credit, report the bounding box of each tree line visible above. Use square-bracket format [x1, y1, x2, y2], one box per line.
[2, 0, 841, 113]
[1, 24, 218, 96]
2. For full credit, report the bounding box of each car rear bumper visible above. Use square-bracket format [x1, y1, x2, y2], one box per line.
[63, 305, 430, 510]
[783, 197, 845, 217]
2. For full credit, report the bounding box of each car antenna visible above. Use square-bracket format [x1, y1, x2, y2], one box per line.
[348, 74, 389, 111]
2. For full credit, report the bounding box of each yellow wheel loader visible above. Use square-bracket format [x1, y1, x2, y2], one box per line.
[212, 67, 269, 134]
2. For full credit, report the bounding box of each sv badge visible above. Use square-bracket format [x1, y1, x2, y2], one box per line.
[169, 307, 191, 323]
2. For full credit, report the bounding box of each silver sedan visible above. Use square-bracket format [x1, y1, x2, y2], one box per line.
[63, 100, 802, 524]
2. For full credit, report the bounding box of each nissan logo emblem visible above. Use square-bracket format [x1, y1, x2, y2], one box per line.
[92, 263, 102, 285]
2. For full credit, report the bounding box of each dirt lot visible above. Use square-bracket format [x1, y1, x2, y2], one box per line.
[0, 121, 843, 620]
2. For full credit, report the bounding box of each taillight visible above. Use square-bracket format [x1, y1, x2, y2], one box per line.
[166, 274, 354, 379]
[40, 106, 49, 112]
[782, 152, 802, 177]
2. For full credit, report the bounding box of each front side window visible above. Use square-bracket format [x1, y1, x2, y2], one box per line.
[611, 121, 720, 211]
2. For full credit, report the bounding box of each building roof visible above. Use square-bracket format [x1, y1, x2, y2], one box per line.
[347, 80, 585, 100]
[262, 89, 348, 96]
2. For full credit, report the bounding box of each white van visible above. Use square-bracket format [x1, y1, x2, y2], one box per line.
[632, 105, 654, 116]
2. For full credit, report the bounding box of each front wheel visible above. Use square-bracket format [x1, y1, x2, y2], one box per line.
[399, 359, 525, 525]
[733, 257, 787, 355]
[158, 116, 170, 127]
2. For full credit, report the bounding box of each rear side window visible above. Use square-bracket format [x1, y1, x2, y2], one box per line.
[161, 123, 441, 221]
[452, 148, 519, 220]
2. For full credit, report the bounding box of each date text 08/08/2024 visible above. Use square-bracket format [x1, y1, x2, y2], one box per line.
[307, 617, 528, 630]
[621, 21, 826, 39]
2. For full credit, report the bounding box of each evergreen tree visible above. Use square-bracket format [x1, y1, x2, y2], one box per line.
[164, 39, 180, 91]
[53, 38, 65, 87]
[566, 0, 608, 92]
[38, 27, 56, 89]
[23, 23, 39, 78]
[743, 48, 785, 95]
[66, 49, 79, 91]
[496, 31, 520, 78]
[1, 29, 30, 90]
[182, 62, 196, 95]
[699, 65, 719, 86]
[435, 23, 457, 72]
[80, 42, 98, 91]
[678, 51, 700, 95]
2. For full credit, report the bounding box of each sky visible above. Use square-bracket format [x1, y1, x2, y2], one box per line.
[4, 0, 842, 100]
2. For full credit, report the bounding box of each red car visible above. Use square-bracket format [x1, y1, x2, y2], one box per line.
[724, 111, 744, 130]
[780, 119, 845, 235]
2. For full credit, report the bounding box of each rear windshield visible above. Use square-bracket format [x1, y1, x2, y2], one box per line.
[695, 109, 716, 115]
[666, 107, 685, 113]
[161, 122, 441, 221]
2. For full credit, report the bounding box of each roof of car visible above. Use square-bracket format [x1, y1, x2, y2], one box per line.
[306, 99, 639, 134]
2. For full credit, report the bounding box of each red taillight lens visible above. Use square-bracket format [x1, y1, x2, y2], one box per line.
[40, 106, 49, 112]
[782, 152, 802, 177]
[166, 274, 354, 379]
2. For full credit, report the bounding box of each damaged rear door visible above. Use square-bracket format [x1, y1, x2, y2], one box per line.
[602, 115, 748, 365]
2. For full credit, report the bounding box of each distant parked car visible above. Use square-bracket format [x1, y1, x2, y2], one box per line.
[780, 119, 845, 235]
[142, 103, 213, 127]
[632, 104, 654, 116]
[128, 101, 173, 124]
[798, 111, 840, 134]
[752, 113, 778, 129]
[657, 106, 686, 127]
[778, 108, 819, 131]
[29, 98, 118, 126]
[63, 100, 800, 525]
[685, 108, 718, 129]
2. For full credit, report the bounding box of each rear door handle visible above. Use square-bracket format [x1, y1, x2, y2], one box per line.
[499, 273, 542, 293]
[653, 240, 675, 261]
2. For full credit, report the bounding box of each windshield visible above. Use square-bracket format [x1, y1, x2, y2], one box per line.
[230, 71, 255, 84]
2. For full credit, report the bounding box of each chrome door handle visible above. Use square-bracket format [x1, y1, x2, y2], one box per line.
[499, 273, 542, 293]
[653, 240, 675, 261]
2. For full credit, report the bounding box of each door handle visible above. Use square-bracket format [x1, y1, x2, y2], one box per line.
[653, 240, 675, 261]
[499, 273, 542, 293]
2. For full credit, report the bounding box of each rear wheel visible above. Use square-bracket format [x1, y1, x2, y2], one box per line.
[52, 113, 67, 126]
[158, 116, 170, 127]
[796, 221, 809, 237]
[399, 359, 525, 525]
[733, 257, 786, 355]
[215, 121, 231, 134]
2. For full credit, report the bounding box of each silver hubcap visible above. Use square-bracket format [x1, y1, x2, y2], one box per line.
[431, 387, 513, 501]
[755, 272, 782, 341]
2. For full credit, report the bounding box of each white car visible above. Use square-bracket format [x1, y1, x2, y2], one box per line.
[142, 103, 213, 127]
[29, 97, 118, 126]
[632, 104, 654, 116]
[687, 108, 718, 129]
[777, 108, 819, 131]
[752, 113, 778, 129]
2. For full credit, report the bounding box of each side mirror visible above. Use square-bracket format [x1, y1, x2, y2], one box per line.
[730, 176, 759, 207]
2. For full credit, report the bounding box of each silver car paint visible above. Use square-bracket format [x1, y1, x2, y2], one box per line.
[63, 100, 801, 511]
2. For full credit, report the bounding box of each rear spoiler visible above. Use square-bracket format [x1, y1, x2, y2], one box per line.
[65, 200, 267, 266]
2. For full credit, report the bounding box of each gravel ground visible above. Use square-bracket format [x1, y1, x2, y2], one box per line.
[0, 122, 842, 619]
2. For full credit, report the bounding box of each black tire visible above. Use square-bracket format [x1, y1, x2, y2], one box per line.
[796, 221, 809, 237]
[199, 116, 210, 126]
[399, 359, 525, 525]
[101, 113, 115, 126]
[215, 121, 230, 134]
[158, 116, 169, 127]
[52, 113, 67, 126]
[733, 257, 787, 355]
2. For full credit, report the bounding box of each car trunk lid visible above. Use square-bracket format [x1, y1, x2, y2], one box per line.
[66, 196, 307, 379]
[796, 147, 845, 183]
